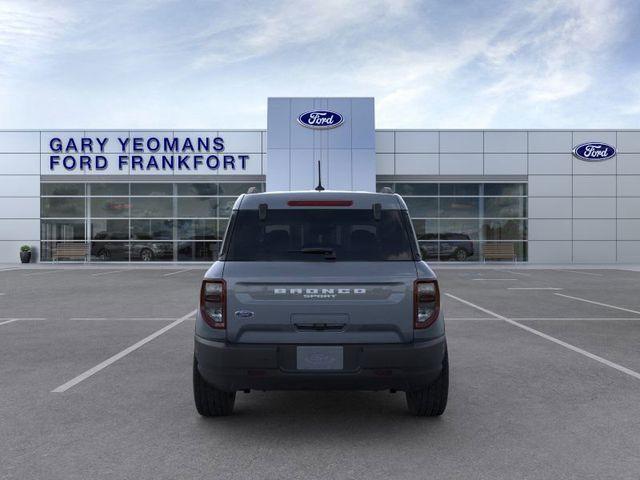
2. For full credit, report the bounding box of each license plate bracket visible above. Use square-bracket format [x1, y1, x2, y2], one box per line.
[296, 346, 343, 371]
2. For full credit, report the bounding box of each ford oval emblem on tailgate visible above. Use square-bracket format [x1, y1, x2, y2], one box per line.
[297, 110, 344, 129]
[235, 310, 254, 319]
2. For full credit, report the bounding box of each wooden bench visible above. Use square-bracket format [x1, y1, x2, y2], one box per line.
[52, 243, 89, 262]
[483, 242, 516, 262]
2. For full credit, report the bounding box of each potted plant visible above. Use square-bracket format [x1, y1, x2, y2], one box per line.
[20, 245, 32, 264]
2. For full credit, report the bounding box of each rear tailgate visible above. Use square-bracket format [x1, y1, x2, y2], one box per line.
[224, 261, 417, 344]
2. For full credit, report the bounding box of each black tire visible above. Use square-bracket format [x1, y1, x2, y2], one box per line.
[406, 349, 449, 417]
[140, 248, 154, 262]
[97, 249, 110, 261]
[193, 358, 236, 417]
[454, 248, 468, 261]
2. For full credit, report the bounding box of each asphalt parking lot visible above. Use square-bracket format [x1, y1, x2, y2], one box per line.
[1, 265, 640, 479]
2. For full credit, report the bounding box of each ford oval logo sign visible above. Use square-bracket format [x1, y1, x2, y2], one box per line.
[297, 110, 344, 129]
[573, 142, 616, 162]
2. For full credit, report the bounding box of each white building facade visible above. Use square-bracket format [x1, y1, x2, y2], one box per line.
[1, 97, 639, 264]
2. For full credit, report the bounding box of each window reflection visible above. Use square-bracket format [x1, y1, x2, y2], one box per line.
[177, 241, 220, 261]
[484, 197, 526, 217]
[177, 197, 218, 217]
[439, 197, 479, 218]
[405, 198, 438, 217]
[41, 198, 85, 217]
[177, 220, 216, 240]
[395, 183, 437, 196]
[91, 220, 128, 240]
[41, 183, 84, 196]
[131, 183, 173, 196]
[131, 220, 173, 240]
[131, 197, 173, 217]
[41, 220, 85, 241]
[91, 197, 130, 218]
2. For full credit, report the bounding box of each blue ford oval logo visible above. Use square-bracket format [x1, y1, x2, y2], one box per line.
[573, 142, 616, 162]
[297, 110, 344, 129]
[235, 310, 254, 319]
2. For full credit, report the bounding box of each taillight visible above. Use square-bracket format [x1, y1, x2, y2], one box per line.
[200, 279, 226, 329]
[414, 279, 440, 329]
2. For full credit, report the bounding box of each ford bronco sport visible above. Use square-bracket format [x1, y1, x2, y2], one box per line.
[193, 190, 448, 416]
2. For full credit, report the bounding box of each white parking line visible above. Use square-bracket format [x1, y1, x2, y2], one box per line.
[0, 267, 21, 272]
[472, 278, 518, 281]
[445, 293, 640, 381]
[51, 308, 197, 393]
[91, 270, 124, 277]
[508, 287, 563, 290]
[554, 269, 603, 277]
[554, 293, 640, 316]
[513, 317, 640, 321]
[69, 317, 177, 321]
[0, 319, 19, 326]
[162, 269, 193, 277]
[502, 270, 533, 277]
[0, 317, 46, 321]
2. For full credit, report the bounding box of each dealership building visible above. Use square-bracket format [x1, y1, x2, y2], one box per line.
[1, 97, 639, 264]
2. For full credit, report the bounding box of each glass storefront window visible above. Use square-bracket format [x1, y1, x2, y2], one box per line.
[130, 242, 174, 261]
[381, 181, 527, 262]
[484, 183, 527, 196]
[484, 197, 527, 217]
[482, 219, 526, 241]
[412, 219, 437, 240]
[130, 197, 173, 217]
[439, 197, 479, 218]
[41, 198, 85, 217]
[177, 197, 218, 217]
[440, 183, 479, 196]
[439, 219, 480, 240]
[91, 197, 130, 218]
[177, 241, 220, 261]
[91, 241, 130, 261]
[131, 183, 173, 196]
[91, 219, 129, 240]
[90, 183, 129, 196]
[177, 219, 217, 240]
[41, 220, 85, 241]
[177, 183, 217, 196]
[395, 183, 438, 196]
[219, 182, 263, 195]
[41, 183, 84, 196]
[131, 220, 173, 240]
[405, 197, 438, 217]
[41, 181, 264, 262]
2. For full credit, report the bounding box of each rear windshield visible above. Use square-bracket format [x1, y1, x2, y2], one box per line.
[224, 209, 417, 261]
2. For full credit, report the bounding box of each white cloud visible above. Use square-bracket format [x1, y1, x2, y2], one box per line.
[0, 1, 74, 69]
[0, 0, 636, 128]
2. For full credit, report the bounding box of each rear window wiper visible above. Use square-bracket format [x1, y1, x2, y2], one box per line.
[288, 247, 336, 260]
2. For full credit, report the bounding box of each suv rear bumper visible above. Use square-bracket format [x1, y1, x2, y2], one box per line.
[194, 335, 447, 392]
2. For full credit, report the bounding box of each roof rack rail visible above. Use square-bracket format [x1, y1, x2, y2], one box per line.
[246, 186, 258, 194]
[380, 187, 394, 194]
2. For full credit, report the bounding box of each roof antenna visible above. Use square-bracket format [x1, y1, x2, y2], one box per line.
[315, 160, 325, 192]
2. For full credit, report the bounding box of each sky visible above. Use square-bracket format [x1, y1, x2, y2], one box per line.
[0, 0, 639, 129]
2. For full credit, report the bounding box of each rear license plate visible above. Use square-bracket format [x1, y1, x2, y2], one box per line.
[296, 346, 343, 370]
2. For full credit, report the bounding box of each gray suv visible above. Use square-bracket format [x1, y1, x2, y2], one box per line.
[193, 190, 448, 416]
